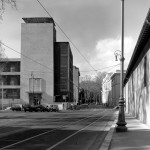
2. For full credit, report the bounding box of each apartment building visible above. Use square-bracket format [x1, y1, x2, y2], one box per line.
[0, 58, 20, 109]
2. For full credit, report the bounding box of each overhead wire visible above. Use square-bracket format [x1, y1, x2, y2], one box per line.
[1, 42, 53, 72]
[80, 64, 120, 72]
[36, 0, 98, 75]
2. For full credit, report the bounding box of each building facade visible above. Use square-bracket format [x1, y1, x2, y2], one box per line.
[0, 17, 75, 109]
[54, 42, 73, 102]
[111, 71, 121, 107]
[101, 73, 112, 106]
[124, 9, 150, 125]
[73, 66, 80, 104]
[21, 17, 56, 105]
[0, 58, 21, 109]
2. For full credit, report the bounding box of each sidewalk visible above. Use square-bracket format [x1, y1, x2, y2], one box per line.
[109, 113, 150, 150]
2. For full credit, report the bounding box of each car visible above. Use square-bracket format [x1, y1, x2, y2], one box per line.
[12, 104, 22, 111]
[23, 104, 33, 112]
[50, 105, 59, 112]
[40, 103, 50, 112]
[34, 105, 45, 112]
[43, 105, 50, 112]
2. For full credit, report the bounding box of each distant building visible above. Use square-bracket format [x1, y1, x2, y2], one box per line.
[124, 9, 150, 125]
[54, 42, 73, 103]
[111, 70, 121, 107]
[0, 58, 21, 109]
[73, 66, 80, 104]
[102, 73, 112, 106]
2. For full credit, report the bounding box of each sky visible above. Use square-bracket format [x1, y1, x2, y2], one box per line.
[0, 0, 150, 77]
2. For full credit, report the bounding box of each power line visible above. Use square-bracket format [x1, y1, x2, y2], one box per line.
[80, 64, 120, 72]
[1, 42, 119, 75]
[1, 42, 53, 72]
[36, 0, 98, 75]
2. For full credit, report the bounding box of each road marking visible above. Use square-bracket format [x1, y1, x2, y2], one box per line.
[46, 112, 108, 150]
[0, 109, 107, 150]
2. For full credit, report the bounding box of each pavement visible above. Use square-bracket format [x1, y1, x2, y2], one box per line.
[100, 111, 150, 150]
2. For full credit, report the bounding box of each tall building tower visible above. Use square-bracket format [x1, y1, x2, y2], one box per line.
[54, 42, 73, 102]
[21, 17, 56, 105]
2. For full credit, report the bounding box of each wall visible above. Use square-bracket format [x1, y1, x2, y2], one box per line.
[124, 45, 150, 125]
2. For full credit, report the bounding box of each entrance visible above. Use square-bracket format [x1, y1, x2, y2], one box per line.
[29, 93, 42, 105]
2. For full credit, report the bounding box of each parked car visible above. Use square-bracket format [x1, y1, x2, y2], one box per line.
[23, 104, 51, 112]
[34, 105, 45, 112]
[23, 104, 33, 112]
[50, 105, 59, 112]
[12, 104, 22, 111]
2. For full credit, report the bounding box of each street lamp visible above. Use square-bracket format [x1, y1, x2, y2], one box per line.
[115, 0, 127, 132]
[114, 50, 121, 61]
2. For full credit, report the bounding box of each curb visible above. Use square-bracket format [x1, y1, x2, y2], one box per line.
[99, 112, 118, 150]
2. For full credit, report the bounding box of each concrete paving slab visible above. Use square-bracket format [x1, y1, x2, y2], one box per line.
[109, 113, 150, 150]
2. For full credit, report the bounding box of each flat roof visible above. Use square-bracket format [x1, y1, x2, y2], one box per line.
[22, 17, 55, 26]
[0, 58, 20, 62]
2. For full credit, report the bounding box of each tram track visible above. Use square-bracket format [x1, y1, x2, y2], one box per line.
[0, 109, 116, 150]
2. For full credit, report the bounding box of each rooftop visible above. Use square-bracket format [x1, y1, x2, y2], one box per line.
[22, 17, 55, 26]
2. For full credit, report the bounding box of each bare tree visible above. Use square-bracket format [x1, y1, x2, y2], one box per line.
[0, 0, 17, 19]
[80, 72, 107, 104]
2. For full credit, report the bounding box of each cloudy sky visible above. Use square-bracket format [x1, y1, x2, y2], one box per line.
[0, 0, 150, 77]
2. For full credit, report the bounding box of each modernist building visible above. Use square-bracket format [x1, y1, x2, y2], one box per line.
[73, 66, 80, 104]
[124, 9, 150, 125]
[0, 17, 75, 109]
[0, 58, 21, 109]
[54, 42, 73, 102]
[21, 17, 56, 105]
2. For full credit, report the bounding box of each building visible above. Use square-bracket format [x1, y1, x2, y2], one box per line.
[21, 17, 56, 105]
[111, 70, 121, 107]
[0, 17, 75, 109]
[54, 42, 73, 103]
[0, 58, 21, 109]
[101, 73, 112, 106]
[73, 66, 80, 104]
[124, 9, 150, 125]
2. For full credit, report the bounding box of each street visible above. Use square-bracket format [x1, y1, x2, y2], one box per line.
[0, 109, 117, 150]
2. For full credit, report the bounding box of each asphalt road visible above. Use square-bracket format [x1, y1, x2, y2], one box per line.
[0, 109, 117, 150]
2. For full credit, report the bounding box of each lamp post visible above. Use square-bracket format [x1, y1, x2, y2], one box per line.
[115, 0, 127, 132]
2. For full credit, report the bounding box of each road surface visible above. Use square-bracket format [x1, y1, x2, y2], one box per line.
[0, 109, 117, 150]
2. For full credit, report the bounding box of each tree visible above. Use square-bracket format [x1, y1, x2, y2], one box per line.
[0, 0, 17, 19]
[80, 72, 107, 104]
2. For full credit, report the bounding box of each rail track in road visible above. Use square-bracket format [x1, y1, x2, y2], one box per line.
[0, 109, 117, 150]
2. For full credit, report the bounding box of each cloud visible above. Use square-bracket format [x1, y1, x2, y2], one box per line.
[86, 37, 135, 75]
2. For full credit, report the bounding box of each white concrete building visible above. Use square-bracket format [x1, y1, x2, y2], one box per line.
[21, 17, 56, 105]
